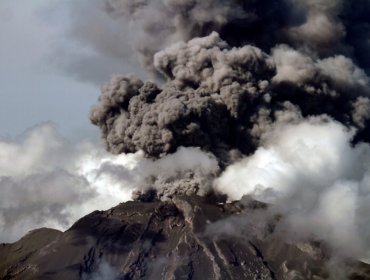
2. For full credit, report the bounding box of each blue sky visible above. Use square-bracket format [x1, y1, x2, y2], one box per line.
[0, 0, 112, 140]
[0, 1, 144, 242]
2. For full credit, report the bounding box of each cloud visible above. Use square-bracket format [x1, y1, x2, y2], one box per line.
[0, 124, 218, 242]
[214, 117, 370, 262]
[52, 0, 370, 84]
[0, 123, 130, 242]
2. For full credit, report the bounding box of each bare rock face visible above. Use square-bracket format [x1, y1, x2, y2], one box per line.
[0, 195, 369, 280]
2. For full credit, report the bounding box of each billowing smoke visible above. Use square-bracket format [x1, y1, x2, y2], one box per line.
[90, 32, 275, 164]
[88, 0, 370, 202]
[62, 0, 370, 82]
[5, 0, 367, 275]
[91, 32, 370, 165]
[85, 0, 370, 270]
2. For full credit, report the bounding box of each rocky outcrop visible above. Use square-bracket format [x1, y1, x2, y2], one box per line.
[0, 196, 369, 279]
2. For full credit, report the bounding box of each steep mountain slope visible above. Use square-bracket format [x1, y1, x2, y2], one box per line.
[1, 195, 369, 280]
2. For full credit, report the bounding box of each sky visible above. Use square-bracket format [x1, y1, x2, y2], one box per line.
[0, 0, 123, 141]
[0, 0, 148, 243]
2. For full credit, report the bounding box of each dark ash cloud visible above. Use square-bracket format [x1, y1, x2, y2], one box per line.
[62, 0, 370, 82]
[90, 32, 370, 166]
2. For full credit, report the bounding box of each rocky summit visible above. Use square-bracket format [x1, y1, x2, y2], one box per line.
[1, 195, 369, 280]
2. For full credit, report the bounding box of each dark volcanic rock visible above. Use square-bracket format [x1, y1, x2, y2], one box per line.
[0, 196, 369, 280]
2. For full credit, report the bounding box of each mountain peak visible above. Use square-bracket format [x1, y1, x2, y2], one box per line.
[1, 196, 369, 279]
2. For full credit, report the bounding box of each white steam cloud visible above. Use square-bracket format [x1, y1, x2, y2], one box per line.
[214, 117, 370, 262]
[0, 124, 217, 243]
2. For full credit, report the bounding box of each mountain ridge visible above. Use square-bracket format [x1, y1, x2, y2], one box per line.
[1, 195, 369, 280]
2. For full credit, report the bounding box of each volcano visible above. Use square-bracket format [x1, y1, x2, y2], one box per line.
[2, 1, 370, 279]
[1, 195, 369, 280]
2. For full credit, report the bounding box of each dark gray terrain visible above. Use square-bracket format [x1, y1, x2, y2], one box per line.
[1, 195, 369, 280]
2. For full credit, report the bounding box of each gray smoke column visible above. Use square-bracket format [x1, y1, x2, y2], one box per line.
[90, 32, 370, 165]
[93, 0, 370, 74]
[89, 0, 370, 205]
[69, 0, 370, 273]
[82, 0, 370, 269]
[90, 32, 276, 164]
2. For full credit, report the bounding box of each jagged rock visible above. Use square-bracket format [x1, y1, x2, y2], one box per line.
[0, 196, 369, 280]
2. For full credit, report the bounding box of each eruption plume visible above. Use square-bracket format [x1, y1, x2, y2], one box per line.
[90, 33, 370, 164]
[2, 2, 370, 279]
[86, 0, 370, 268]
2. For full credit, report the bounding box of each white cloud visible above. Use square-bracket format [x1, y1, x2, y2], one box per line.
[214, 117, 370, 261]
[0, 124, 135, 242]
[0, 124, 218, 243]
